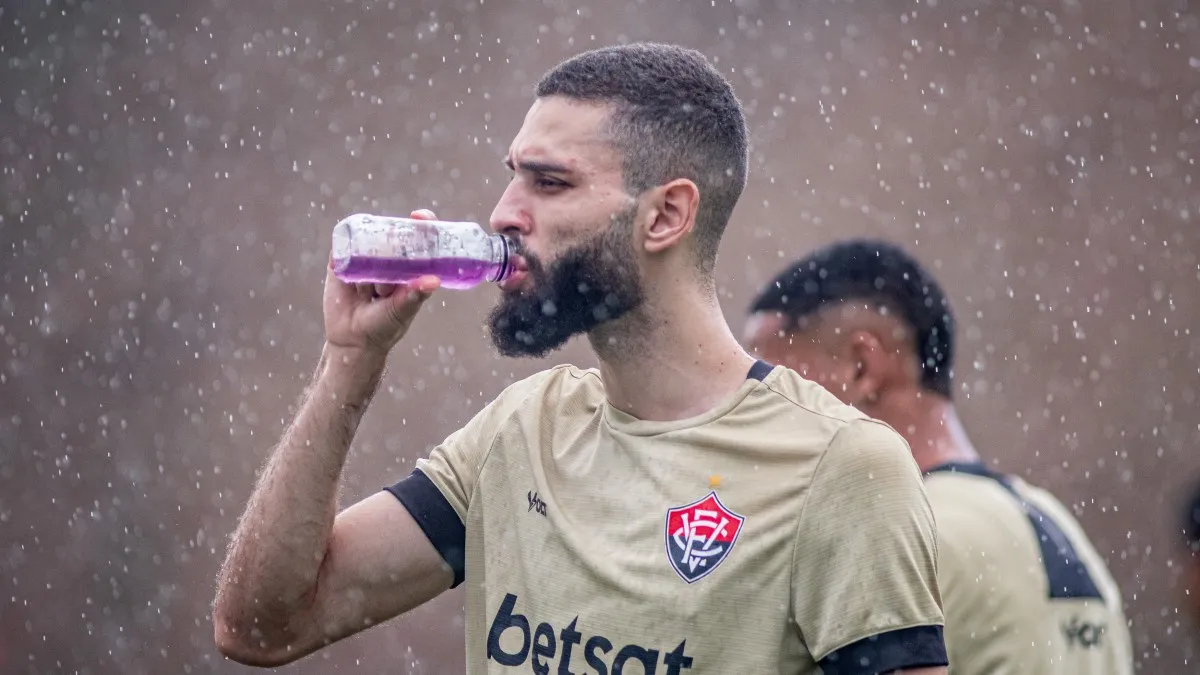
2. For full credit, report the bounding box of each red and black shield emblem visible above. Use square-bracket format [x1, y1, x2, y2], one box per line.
[664, 491, 746, 583]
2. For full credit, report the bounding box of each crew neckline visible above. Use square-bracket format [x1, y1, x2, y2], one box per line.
[602, 360, 775, 437]
[923, 461, 992, 478]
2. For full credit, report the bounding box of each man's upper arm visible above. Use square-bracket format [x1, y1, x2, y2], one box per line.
[791, 418, 948, 675]
[299, 376, 536, 653]
[382, 415, 494, 588]
[283, 427, 488, 654]
[302, 490, 456, 648]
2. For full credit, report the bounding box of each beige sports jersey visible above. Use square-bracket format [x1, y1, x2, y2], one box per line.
[923, 463, 1133, 675]
[386, 361, 948, 674]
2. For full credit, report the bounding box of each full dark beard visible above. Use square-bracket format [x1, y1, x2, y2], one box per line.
[487, 208, 645, 358]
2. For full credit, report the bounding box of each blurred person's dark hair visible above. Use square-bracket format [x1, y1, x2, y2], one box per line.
[749, 239, 955, 399]
[536, 42, 748, 278]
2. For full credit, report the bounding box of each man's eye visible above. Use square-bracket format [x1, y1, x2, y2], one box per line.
[536, 177, 567, 189]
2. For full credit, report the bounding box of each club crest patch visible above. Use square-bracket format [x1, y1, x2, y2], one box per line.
[665, 491, 745, 583]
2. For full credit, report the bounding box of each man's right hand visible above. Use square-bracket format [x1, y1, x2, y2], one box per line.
[212, 207, 455, 667]
[323, 208, 442, 361]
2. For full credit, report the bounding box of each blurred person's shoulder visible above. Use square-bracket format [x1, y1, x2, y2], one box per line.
[925, 464, 1127, 604]
[921, 464, 1068, 544]
[923, 466, 1025, 542]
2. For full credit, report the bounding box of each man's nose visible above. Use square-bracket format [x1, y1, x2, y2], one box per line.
[489, 180, 532, 239]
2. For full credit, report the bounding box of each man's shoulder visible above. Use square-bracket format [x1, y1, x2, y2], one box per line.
[749, 367, 919, 477]
[497, 363, 601, 395]
[756, 365, 870, 426]
[486, 364, 604, 418]
[751, 365, 883, 442]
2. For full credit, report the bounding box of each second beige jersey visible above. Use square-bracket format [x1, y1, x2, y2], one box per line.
[924, 464, 1133, 675]
[386, 362, 947, 674]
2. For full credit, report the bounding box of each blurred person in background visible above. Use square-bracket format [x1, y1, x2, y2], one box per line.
[1182, 482, 1200, 627]
[743, 239, 1134, 674]
[212, 44, 950, 674]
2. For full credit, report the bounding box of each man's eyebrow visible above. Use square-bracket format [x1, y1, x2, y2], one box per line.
[503, 157, 572, 175]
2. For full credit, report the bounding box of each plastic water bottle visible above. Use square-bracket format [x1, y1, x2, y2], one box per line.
[330, 213, 513, 289]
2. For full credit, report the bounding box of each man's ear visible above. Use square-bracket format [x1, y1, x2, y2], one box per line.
[643, 178, 699, 254]
[846, 330, 891, 404]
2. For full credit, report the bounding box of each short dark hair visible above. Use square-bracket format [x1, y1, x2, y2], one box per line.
[536, 43, 749, 278]
[749, 239, 955, 398]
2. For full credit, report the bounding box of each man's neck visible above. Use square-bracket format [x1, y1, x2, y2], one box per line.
[588, 289, 756, 423]
[877, 393, 981, 473]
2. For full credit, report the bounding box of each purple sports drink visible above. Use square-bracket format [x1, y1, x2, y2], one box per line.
[330, 213, 511, 289]
[334, 256, 504, 289]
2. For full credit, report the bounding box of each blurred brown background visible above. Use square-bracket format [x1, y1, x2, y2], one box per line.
[2, 0, 1198, 672]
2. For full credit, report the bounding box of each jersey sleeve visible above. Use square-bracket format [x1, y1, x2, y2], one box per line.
[383, 372, 547, 588]
[791, 418, 947, 674]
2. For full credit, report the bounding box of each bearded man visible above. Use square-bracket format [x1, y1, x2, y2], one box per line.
[213, 43, 948, 675]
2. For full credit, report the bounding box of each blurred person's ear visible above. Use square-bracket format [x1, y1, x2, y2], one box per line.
[842, 329, 889, 407]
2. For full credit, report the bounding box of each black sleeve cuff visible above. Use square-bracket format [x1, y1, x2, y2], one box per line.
[819, 625, 947, 674]
[383, 469, 466, 588]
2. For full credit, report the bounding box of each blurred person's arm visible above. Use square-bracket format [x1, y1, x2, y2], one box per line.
[211, 343, 454, 667]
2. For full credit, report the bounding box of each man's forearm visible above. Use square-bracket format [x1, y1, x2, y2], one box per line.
[213, 345, 386, 646]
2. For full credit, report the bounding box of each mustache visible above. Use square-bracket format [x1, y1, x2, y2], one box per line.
[508, 239, 545, 276]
